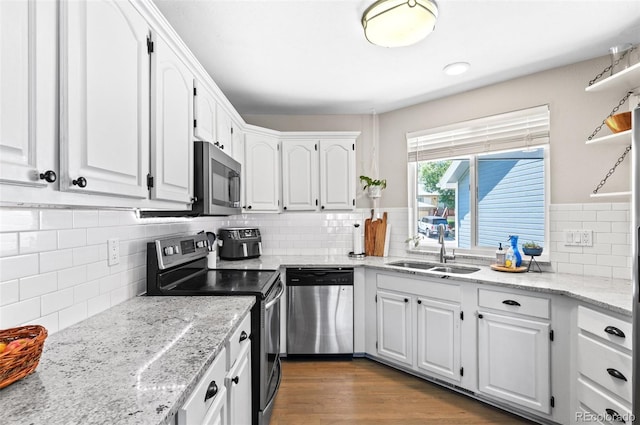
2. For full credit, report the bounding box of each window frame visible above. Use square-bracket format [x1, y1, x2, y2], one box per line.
[406, 107, 551, 261]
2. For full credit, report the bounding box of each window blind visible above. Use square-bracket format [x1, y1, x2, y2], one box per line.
[407, 105, 550, 162]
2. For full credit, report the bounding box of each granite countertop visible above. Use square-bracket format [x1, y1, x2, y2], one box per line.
[217, 255, 633, 316]
[0, 296, 255, 425]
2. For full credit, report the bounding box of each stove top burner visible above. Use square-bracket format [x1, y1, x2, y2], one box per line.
[169, 268, 279, 298]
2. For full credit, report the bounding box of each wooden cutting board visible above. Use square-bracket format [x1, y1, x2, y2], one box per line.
[364, 210, 375, 256]
[373, 212, 387, 256]
[490, 264, 528, 273]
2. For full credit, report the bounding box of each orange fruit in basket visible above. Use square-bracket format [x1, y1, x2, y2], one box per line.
[5, 338, 28, 353]
[0, 342, 6, 354]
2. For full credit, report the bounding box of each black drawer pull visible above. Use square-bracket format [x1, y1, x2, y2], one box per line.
[605, 408, 625, 423]
[239, 331, 249, 342]
[232, 376, 239, 385]
[502, 299, 521, 307]
[604, 326, 625, 338]
[204, 381, 218, 402]
[607, 368, 628, 381]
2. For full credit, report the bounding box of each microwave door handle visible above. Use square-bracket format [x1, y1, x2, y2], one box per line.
[242, 243, 248, 257]
[258, 241, 263, 255]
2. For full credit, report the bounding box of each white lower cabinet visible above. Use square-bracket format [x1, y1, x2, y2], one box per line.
[177, 348, 227, 425]
[416, 297, 461, 382]
[574, 305, 632, 424]
[376, 290, 412, 366]
[373, 272, 462, 383]
[477, 311, 551, 414]
[226, 342, 252, 425]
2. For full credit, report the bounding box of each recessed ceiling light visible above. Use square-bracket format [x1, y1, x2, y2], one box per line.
[443, 62, 470, 76]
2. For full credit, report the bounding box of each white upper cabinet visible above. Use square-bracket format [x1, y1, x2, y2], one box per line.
[319, 139, 356, 211]
[0, 0, 57, 188]
[150, 33, 194, 204]
[281, 140, 319, 211]
[60, 0, 149, 198]
[244, 131, 280, 212]
[216, 106, 233, 156]
[194, 81, 217, 144]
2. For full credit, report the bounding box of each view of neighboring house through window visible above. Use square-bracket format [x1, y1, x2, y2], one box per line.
[408, 105, 550, 253]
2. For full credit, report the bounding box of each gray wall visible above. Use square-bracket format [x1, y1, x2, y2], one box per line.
[245, 55, 633, 208]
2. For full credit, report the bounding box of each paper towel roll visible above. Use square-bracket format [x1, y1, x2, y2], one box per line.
[353, 223, 364, 255]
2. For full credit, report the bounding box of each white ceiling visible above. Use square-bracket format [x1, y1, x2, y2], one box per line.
[153, 0, 640, 115]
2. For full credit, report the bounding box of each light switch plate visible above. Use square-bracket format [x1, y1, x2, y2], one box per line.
[108, 238, 120, 266]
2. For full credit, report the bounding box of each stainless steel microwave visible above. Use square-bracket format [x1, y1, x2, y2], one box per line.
[140, 141, 241, 217]
[193, 140, 241, 216]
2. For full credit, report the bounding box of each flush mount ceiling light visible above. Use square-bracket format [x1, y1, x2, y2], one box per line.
[362, 0, 439, 48]
[443, 62, 470, 76]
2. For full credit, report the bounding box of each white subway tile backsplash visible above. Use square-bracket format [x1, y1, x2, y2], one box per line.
[19, 272, 58, 300]
[0, 254, 39, 281]
[74, 280, 100, 303]
[0, 209, 39, 232]
[41, 288, 74, 316]
[30, 312, 59, 334]
[0, 279, 19, 306]
[40, 210, 73, 230]
[19, 230, 57, 254]
[0, 297, 40, 328]
[72, 245, 101, 266]
[0, 233, 18, 257]
[73, 210, 99, 228]
[58, 229, 87, 249]
[87, 293, 111, 316]
[57, 265, 87, 289]
[40, 249, 73, 273]
[86, 261, 110, 282]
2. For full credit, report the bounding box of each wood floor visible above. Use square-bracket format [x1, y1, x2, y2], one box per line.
[271, 358, 537, 425]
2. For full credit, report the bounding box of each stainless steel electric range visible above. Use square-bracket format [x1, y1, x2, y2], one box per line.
[146, 232, 282, 425]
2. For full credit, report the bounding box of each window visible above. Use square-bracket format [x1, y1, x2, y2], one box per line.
[407, 106, 549, 254]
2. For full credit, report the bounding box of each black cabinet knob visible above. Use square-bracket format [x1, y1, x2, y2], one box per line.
[232, 376, 239, 385]
[220, 145, 224, 150]
[247, 205, 252, 210]
[39, 170, 57, 183]
[417, 300, 422, 304]
[321, 205, 325, 210]
[72, 177, 87, 188]
[284, 206, 287, 210]
[204, 381, 218, 401]
[404, 298, 409, 303]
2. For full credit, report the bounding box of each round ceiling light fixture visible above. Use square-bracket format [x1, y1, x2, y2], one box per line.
[443, 62, 470, 76]
[362, 0, 439, 48]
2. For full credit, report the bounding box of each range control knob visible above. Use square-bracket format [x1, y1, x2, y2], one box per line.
[174, 245, 180, 254]
[196, 240, 206, 248]
[164, 246, 174, 256]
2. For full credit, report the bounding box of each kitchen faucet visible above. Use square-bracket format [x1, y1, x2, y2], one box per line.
[438, 223, 455, 263]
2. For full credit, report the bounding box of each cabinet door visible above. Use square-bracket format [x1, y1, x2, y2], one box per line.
[216, 107, 232, 156]
[227, 342, 252, 425]
[376, 290, 412, 366]
[244, 133, 280, 211]
[194, 81, 216, 143]
[61, 0, 149, 198]
[0, 0, 56, 187]
[319, 139, 355, 211]
[416, 297, 461, 382]
[281, 140, 318, 211]
[150, 34, 194, 203]
[478, 311, 550, 414]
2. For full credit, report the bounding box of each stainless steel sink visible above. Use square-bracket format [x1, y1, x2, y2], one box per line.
[386, 261, 480, 274]
[428, 266, 480, 274]
[386, 261, 441, 270]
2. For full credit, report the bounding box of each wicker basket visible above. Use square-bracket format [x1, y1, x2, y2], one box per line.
[0, 325, 47, 389]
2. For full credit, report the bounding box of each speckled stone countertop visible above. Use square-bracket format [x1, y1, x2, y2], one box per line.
[0, 296, 254, 425]
[218, 255, 632, 316]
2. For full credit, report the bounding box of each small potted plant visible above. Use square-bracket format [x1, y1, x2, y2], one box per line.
[522, 241, 543, 256]
[360, 175, 387, 198]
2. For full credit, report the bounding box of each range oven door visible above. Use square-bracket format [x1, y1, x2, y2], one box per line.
[260, 278, 284, 425]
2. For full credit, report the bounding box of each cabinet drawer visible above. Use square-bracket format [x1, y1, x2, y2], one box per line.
[227, 312, 251, 368]
[577, 378, 632, 424]
[578, 305, 632, 351]
[377, 273, 461, 302]
[477, 288, 550, 319]
[178, 348, 227, 425]
[578, 334, 632, 403]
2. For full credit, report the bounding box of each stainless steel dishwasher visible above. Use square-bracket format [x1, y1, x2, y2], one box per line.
[286, 268, 353, 355]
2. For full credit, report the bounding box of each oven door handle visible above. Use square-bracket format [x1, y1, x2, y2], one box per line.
[265, 281, 284, 310]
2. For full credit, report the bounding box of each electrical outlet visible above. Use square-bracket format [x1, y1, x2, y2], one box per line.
[581, 230, 593, 247]
[108, 238, 120, 266]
